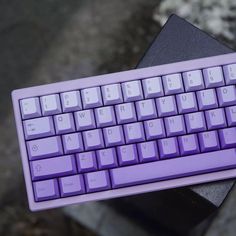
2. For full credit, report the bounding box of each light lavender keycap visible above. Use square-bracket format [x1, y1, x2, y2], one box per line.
[203, 66, 225, 88]
[33, 179, 59, 201]
[178, 134, 199, 155]
[156, 96, 177, 117]
[162, 73, 184, 95]
[117, 144, 139, 166]
[205, 108, 227, 129]
[54, 113, 75, 134]
[76, 151, 97, 172]
[31, 155, 77, 180]
[223, 64, 236, 85]
[40, 94, 61, 116]
[124, 122, 145, 143]
[176, 92, 198, 113]
[97, 148, 117, 169]
[219, 127, 236, 148]
[137, 141, 158, 162]
[158, 137, 179, 159]
[85, 170, 110, 193]
[27, 136, 63, 160]
[136, 99, 157, 120]
[110, 149, 236, 188]
[74, 109, 96, 131]
[59, 175, 85, 197]
[62, 133, 83, 154]
[197, 89, 218, 110]
[81, 87, 103, 109]
[185, 112, 206, 133]
[20, 97, 41, 119]
[217, 86, 236, 107]
[144, 119, 165, 140]
[183, 70, 204, 91]
[83, 129, 104, 150]
[122, 80, 143, 102]
[226, 106, 236, 126]
[61, 91, 82, 112]
[23, 116, 54, 140]
[164, 115, 186, 136]
[198, 131, 220, 152]
[115, 103, 137, 124]
[102, 83, 123, 105]
[142, 77, 163, 98]
[95, 106, 116, 127]
[157, 137, 179, 159]
[103, 126, 125, 147]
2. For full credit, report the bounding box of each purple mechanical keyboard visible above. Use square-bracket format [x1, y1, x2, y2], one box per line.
[12, 53, 236, 211]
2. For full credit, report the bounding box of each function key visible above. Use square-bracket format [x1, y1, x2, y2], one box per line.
[203, 66, 225, 88]
[41, 94, 61, 116]
[61, 91, 82, 112]
[102, 83, 123, 105]
[81, 87, 103, 109]
[162, 73, 184, 95]
[183, 70, 204, 91]
[122, 80, 143, 102]
[223, 64, 236, 85]
[20, 97, 41, 119]
[142, 77, 163, 98]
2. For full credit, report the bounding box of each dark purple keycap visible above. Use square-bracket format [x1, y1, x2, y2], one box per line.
[54, 113, 75, 134]
[62, 133, 84, 154]
[97, 148, 117, 169]
[33, 179, 59, 201]
[178, 134, 199, 155]
[110, 149, 236, 188]
[117, 144, 139, 166]
[27, 136, 63, 160]
[205, 108, 227, 129]
[219, 127, 236, 148]
[144, 119, 165, 140]
[103, 126, 125, 147]
[85, 170, 111, 193]
[185, 112, 206, 133]
[59, 175, 85, 197]
[226, 106, 236, 126]
[123, 122, 145, 143]
[137, 141, 158, 162]
[83, 129, 104, 151]
[198, 131, 220, 152]
[164, 115, 186, 137]
[31, 155, 77, 181]
[23, 116, 55, 140]
[76, 151, 97, 173]
[158, 137, 179, 159]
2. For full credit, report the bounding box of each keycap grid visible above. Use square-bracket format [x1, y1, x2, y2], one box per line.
[19, 64, 236, 202]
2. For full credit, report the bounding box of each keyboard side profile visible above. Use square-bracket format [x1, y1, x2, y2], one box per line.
[12, 52, 236, 211]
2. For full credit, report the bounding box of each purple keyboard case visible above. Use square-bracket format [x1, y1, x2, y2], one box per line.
[12, 52, 236, 211]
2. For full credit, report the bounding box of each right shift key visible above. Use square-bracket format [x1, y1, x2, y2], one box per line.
[27, 136, 63, 160]
[110, 149, 236, 188]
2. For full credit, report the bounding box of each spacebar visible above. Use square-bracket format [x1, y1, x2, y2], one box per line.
[110, 149, 236, 188]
